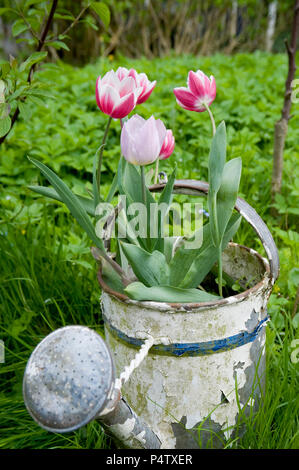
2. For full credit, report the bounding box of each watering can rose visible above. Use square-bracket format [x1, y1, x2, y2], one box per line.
[95, 70, 142, 119]
[121, 114, 167, 165]
[116, 67, 157, 105]
[173, 70, 216, 112]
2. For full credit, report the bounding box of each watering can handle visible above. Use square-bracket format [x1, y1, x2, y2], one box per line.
[150, 179, 280, 284]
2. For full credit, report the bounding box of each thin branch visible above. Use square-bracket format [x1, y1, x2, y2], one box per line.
[18, 9, 40, 42]
[0, 0, 58, 145]
[271, 0, 299, 204]
[281, 0, 299, 121]
[58, 4, 90, 37]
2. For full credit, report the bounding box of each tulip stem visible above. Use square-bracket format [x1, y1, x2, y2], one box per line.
[141, 165, 151, 248]
[211, 192, 223, 297]
[140, 166, 146, 206]
[205, 104, 216, 136]
[218, 246, 223, 297]
[154, 158, 159, 185]
[97, 116, 112, 199]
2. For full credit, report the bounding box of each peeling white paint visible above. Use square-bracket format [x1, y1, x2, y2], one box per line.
[135, 430, 146, 444]
[108, 416, 136, 441]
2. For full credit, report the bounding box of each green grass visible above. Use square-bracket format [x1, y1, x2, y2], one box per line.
[0, 52, 298, 448]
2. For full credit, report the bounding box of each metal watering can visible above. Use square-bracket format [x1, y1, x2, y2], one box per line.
[23, 181, 279, 449]
[23, 324, 161, 448]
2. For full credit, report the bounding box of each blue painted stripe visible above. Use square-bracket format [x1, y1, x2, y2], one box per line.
[103, 315, 269, 357]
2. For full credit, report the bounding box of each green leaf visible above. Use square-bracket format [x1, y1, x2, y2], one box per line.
[90, 2, 110, 29]
[101, 257, 125, 294]
[163, 237, 178, 264]
[47, 40, 70, 51]
[12, 19, 29, 37]
[0, 7, 16, 15]
[19, 52, 48, 72]
[208, 121, 226, 195]
[1, 62, 11, 79]
[18, 102, 32, 120]
[0, 115, 11, 138]
[125, 282, 220, 303]
[106, 171, 118, 203]
[93, 148, 101, 210]
[216, 157, 242, 242]
[153, 167, 176, 252]
[28, 158, 104, 252]
[28, 185, 95, 216]
[7, 85, 29, 101]
[25, 87, 54, 99]
[25, 0, 45, 7]
[118, 157, 155, 206]
[207, 121, 227, 247]
[179, 213, 242, 289]
[0, 102, 10, 119]
[120, 242, 170, 286]
[117, 158, 155, 250]
[169, 222, 211, 286]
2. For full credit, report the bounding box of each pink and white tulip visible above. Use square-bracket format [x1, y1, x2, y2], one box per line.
[173, 70, 216, 112]
[95, 70, 141, 119]
[159, 129, 175, 160]
[116, 67, 156, 105]
[121, 114, 167, 166]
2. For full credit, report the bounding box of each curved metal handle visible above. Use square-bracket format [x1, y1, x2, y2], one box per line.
[150, 179, 279, 284]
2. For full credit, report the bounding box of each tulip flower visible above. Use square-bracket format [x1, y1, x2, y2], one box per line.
[121, 114, 166, 166]
[159, 129, 175, 160]
[173, 70, 216, 113]
[116, 67, 156, 105]
[95, 70, 142, 119]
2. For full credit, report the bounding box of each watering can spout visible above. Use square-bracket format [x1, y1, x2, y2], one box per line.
[23, 325, 161, 449]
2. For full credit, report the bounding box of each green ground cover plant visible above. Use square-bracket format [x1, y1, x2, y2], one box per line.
[0, 52, 298, 448]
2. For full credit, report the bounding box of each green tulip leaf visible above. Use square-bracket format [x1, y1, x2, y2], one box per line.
[28, 185, 95, 216]
[216, 157, 242, 242]
[120, 242, 170, 286]
[125, 282, 220, 303]
[28, 157, 105, 253]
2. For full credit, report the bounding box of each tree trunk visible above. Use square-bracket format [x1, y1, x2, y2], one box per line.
[271, 0, 299, 211]
[271, 118, 288, 195]
[266, 0, 277, 52]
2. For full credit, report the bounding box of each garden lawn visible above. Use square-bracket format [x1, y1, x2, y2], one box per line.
[0, 52, 298, 448]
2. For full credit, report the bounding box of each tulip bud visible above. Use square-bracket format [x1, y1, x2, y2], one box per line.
[121, 114, 167, 166]
[95, 70, 141, 119]
[173, 70, 216, 112]
[116, 67, 156, 105]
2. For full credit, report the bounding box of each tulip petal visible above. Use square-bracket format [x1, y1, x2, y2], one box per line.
[187, 70, 206, 98]
[159, 129, 175, 159]
[209, 75, 216, 102]
[111, 92, 135, 119]
[137, 80, 156, 104]
[95, 76, 102, 110]
[128, 68, 138, 82]
[116, 67, 129, 81]
[102, 70, 121, 88]
[119, 76, 136, 98]
[133, 116, 161, 165]
[125, 114, 145, 135]
[99, 84, 119, 116]
[173, 87, 198, 110]
[155, 118, 167, 148]
[120, 123, 133, 162]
